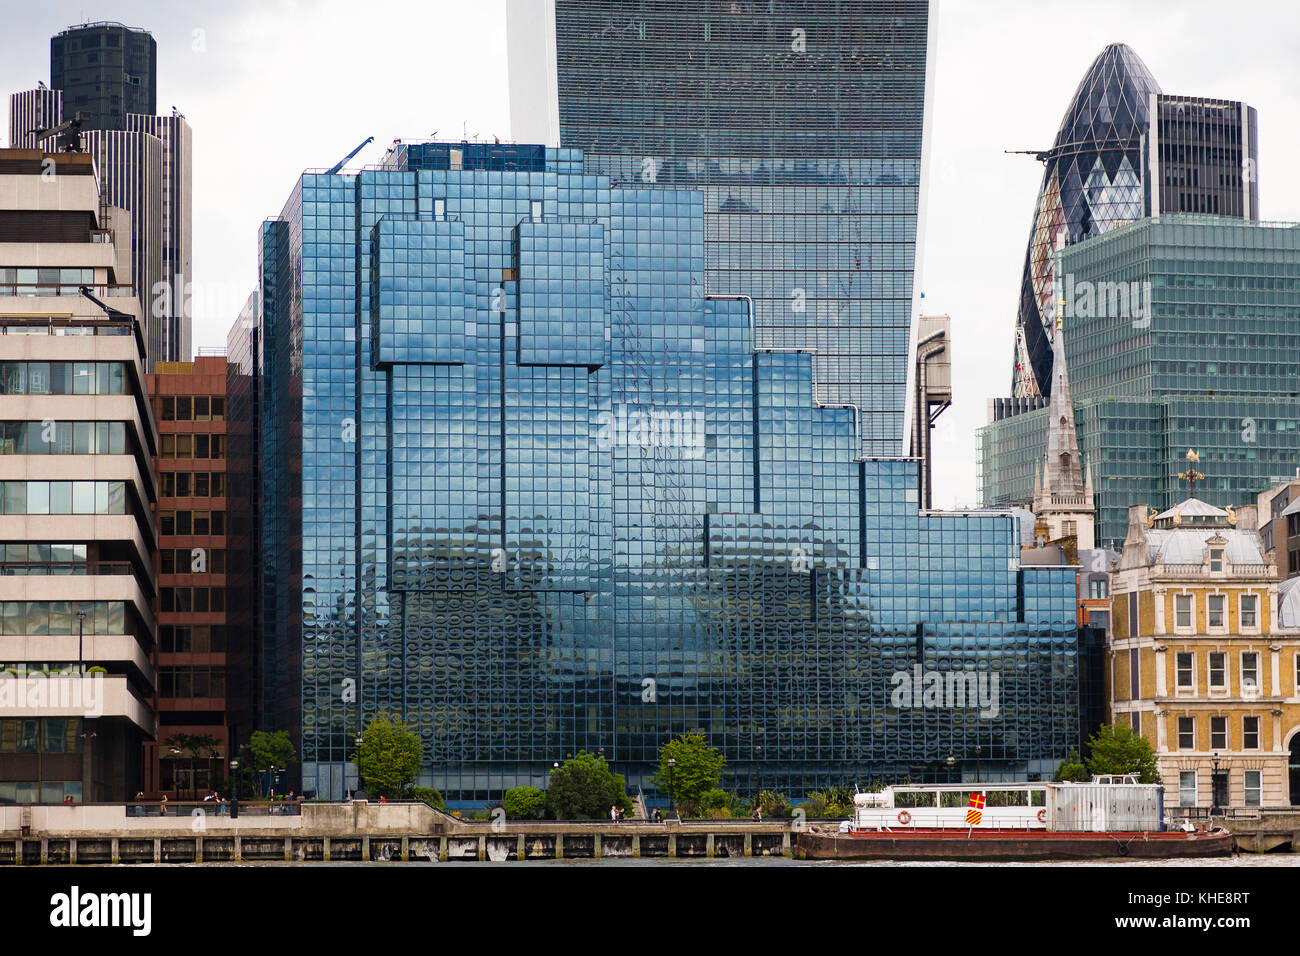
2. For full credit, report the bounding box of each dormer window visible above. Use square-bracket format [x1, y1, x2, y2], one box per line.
[1210, 548, 1224, 572]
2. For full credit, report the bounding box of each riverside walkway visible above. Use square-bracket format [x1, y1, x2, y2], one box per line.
[0, 800, 794, 863]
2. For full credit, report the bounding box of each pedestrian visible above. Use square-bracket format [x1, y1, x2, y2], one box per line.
[609, 804, 617, 822]
[653, 807, 663, 823]
[752, 805, 762, 822]
[64, 794, 73, 805]
[160, 794, 168, 817]
[218, 798, 228, 816]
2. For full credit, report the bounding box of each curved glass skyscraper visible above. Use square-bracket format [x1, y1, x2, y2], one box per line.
[1013, 43, 1160, 398]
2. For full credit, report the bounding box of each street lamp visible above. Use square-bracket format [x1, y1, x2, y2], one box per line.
[169, 746, 183, 799]
[229, 759, 239, 819]
[75, 608, 86, 675]
[945, 752, 956, 783]
[975, 745, 983, 781]
[667, 757, 677, 816]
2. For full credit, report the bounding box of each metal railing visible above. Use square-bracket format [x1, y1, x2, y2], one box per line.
[125, 800, 302, 817]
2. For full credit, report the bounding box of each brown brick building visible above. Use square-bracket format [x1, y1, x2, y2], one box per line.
[144, 355, 229, 797]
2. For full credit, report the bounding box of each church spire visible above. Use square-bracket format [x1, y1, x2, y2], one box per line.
[1042, 319, 1086, 497]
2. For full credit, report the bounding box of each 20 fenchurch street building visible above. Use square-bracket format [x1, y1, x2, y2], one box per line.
[237, 136, 1082, 803]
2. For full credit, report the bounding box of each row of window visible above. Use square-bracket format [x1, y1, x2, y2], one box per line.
[160, 434, 225, 460]
[1172, 592, 1258, 629]
[0, 362, 129, 396]
[0, 421, 130, 456]
[160, 471, 225, 499]
[1175, 714, 1262, 750]
[159, 587, 226, 613]
[0, 717, 83, 754]
[157, 666, 226, 698]
[1173, 650, 1273, 693]
[0, 481, 129, 516]
[159, 624, 227, 653]
[158, 511, 226, 536]
[0, 267, 96, 291]
[159, 396, 226, 422]
[0, 601, 126, 635]
[159, 548, 226, 574]
[1178, 769, 1262, 808]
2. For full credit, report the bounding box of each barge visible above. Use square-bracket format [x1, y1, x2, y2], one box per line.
[795, 777, 1233, 861]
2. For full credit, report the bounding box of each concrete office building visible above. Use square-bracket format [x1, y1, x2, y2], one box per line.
[0, 147, 159, 802]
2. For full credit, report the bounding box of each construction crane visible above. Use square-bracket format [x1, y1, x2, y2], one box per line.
[28, 113, 85, 153]
[326, 136, 373, 175]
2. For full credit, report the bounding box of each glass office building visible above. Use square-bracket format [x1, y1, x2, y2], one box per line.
[239, 142, 1080, 802]
[530, 0, 930, 457]
[981, 215, 1300, 546]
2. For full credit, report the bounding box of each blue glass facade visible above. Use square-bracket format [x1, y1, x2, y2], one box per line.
[244, 143, 1080, 802]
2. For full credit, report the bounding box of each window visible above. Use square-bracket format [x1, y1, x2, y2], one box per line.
[1178, 716, 1195, 749]
[1179, 770, 1198, 807]
[1242, 653, 1260, 696]
[1207, 594, 1225, 628]
[1175, 594, 1193, 629]
[1240, 594, 1258, 629]
[1210, 548, 1224, 572]
[1209, 652, 1226, 690]
[1244, 770, 1262, 807]
[1210, 716, 1227, 749]
[1243, 716, 1260, 750]
[1089, 578, 1109, 600]
[1175, 652, 1194, 690]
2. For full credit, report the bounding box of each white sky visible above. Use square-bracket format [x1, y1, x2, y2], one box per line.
[3, 0, 1298, 508]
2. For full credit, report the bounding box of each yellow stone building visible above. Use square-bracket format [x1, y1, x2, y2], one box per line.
[1110, 496, 1300, 810]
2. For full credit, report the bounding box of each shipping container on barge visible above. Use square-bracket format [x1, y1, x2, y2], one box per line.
[795, 776, 1233, 861]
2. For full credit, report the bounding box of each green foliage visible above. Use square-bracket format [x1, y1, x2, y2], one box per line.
[86, 665, 108, 675]
[503, 786, 548, 820]
[1053, 747, 1091, 782]
[798, 785, 855, 819]
[651, 731, 726, 810]
[354, 713, 424, 799]
[1084, 724, 1160, 784]
[410, 786, 445, 810]
[546, 751, 632, 820]
[756, 789, 793, 818]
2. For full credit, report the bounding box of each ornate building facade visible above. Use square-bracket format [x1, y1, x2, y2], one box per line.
[1109, 486, 1300, 809]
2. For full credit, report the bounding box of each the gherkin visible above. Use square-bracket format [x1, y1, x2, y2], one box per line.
[1013, 43, 1161, 399]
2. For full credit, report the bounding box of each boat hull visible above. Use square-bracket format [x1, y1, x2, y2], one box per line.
[795, 828, 1234, 861]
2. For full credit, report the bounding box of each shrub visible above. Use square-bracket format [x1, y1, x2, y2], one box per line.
[410, 786, 445, 809]
[503, 786, 547, 820]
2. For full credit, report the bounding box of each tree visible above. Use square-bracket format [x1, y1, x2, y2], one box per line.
[354, 713, 424, 799]
[242, 730, 297, 796]
[546, 752, 632, 820]
[1084, 724, 1160, 783]
[651, 731, 726, 812]
[1053, 747, 1091, 782]
[503, 786, 548, 820]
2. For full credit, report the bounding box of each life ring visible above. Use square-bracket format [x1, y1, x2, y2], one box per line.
[897, 810, 912, 825]
[1037, 809, 1047, 823]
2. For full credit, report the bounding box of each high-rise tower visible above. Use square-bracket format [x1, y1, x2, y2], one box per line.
[511, 0, 934, 456]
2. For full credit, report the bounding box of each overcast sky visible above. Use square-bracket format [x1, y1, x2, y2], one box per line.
[3, 0, 1297, 508]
